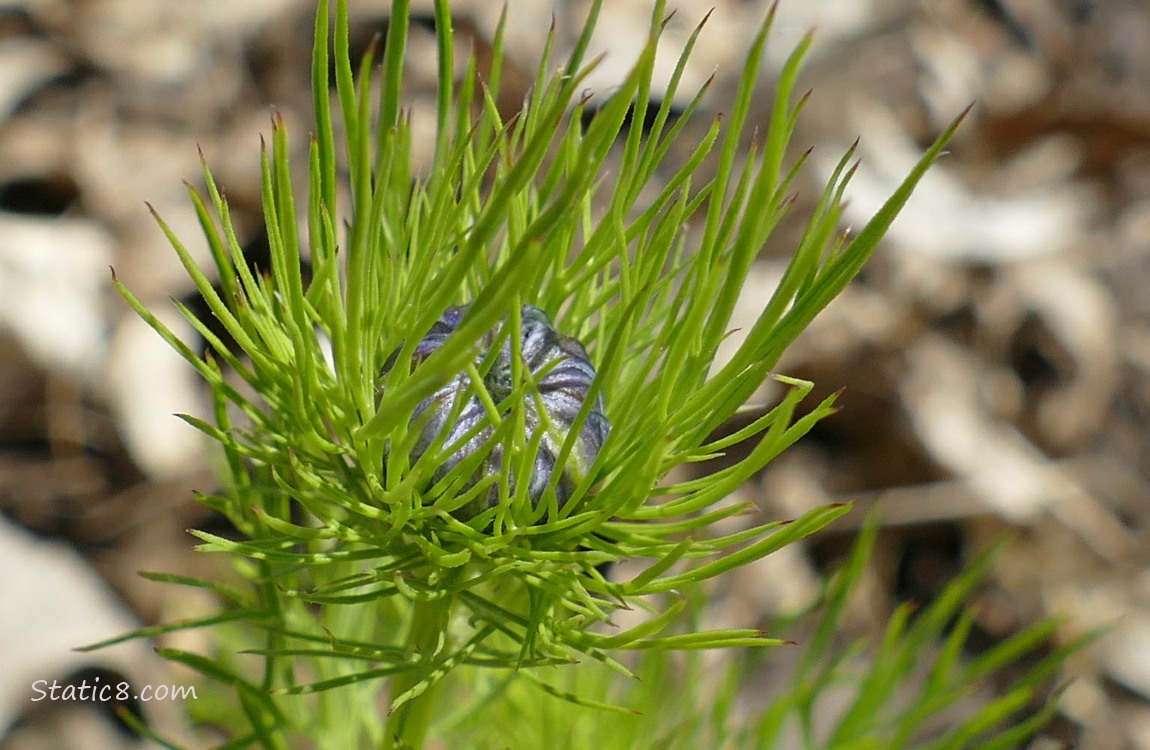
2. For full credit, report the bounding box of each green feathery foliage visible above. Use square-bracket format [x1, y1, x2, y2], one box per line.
[87, 0, 1074, 747]
[437, 516, 1091, 749]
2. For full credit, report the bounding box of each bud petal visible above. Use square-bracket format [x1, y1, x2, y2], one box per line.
[390, 305, 608, 519]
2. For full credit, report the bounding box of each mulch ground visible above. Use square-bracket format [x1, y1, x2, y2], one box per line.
[1, 1, 1148, 748]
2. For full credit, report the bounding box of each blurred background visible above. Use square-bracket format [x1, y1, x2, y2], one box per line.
[1, 0, 1148, 747]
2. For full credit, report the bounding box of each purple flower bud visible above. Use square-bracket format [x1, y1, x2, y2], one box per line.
[393, 305, 608, 519]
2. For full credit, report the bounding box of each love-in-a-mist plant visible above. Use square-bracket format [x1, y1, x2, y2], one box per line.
[92, 0, 1072, 747]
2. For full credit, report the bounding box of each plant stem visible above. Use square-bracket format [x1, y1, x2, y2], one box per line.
[383, 597, 452, 749]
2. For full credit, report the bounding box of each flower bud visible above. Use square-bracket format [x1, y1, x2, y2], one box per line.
[395, 304, 608, 519]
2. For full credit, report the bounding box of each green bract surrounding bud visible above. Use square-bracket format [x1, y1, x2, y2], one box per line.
[102, 0, 983, 748]
[384, 304, 609, 519]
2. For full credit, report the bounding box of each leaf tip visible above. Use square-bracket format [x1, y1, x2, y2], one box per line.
[364, 31, 381, 59]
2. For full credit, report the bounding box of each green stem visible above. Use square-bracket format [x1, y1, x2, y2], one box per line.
[383, 597, 452, 749]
